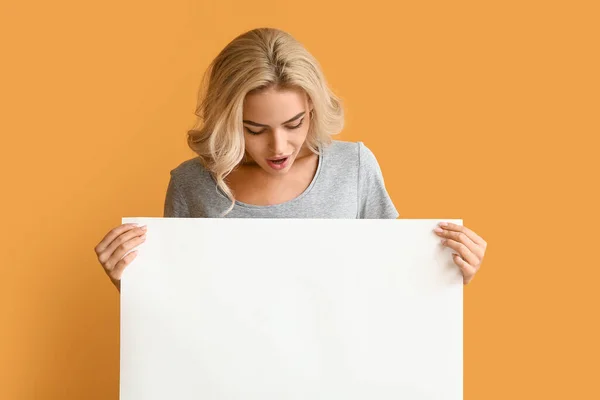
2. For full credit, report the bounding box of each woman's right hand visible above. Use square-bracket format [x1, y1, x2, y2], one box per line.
[94, 223, 147, 292]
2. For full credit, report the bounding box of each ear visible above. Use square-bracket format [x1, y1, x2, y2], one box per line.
[306, 95, 314, 112]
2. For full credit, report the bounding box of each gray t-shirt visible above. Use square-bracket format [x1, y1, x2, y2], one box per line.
[163, 140, 399, 219]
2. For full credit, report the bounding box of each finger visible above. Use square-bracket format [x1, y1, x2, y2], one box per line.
[452, 253, 477, 284]
[435, 228, 484, 260]
[95, 223, 142, 254]
[442, 238, 480, 267]
[438, 222, 487, 248]
[110, 250, 139, 281]
[98, 226, 147, 267]
[102, 226, 147, 263]
[105, 233, 146, 271]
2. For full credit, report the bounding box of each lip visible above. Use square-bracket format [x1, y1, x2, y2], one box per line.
[266, 155, 292, 170]
[266, 154, 293, 161]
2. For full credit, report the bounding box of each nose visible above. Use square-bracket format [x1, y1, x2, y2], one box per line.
[269, 129, 287, 155]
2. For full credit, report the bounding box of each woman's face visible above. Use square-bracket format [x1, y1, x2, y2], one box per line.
[242, 86, 313, 175]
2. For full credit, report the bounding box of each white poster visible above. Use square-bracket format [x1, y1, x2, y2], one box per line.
[120, 217, 463, 400]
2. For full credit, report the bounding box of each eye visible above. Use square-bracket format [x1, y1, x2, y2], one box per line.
[288, 118, 304, 130]
[245, 127, 263, 135]
[244, 118, 304, 135]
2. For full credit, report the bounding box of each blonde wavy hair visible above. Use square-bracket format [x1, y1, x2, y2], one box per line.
[187, 27, 345, 215]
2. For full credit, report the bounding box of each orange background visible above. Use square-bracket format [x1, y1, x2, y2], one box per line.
[1, 0, 598, 398]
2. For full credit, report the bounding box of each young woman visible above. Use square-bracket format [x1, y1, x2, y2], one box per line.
[94, 27, 487, 292]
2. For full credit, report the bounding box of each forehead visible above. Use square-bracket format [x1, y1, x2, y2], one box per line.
[243, 87, 308, 120]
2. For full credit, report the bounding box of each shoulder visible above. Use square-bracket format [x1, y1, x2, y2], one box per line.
[323, 139, 359, 157]
[170, 156, 205, 175]
[324, 140, 397, 219]
[322, 140, 381, 173]
[321, 139, 361, 166]
[163, 156, 216, 218]
[168, 156, 211, 186]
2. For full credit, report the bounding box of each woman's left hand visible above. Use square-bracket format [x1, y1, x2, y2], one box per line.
[434, 222, 487, 285]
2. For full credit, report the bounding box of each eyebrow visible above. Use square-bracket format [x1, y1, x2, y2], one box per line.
[243, 111, 306, 127]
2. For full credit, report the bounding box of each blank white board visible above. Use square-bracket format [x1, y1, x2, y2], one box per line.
[120, 218, 463, 400]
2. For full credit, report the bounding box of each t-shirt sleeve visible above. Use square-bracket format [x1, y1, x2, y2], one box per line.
[163, 169, 190, 218]
[357, 141, 399, 219]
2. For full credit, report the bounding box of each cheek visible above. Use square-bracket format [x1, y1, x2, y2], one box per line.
[294, 125, 310, 144]
[244, 135, 267, 156]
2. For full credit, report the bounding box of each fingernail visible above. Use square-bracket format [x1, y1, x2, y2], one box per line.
[434, 227, 443, 233]
[439, 222, 448, 227]
[140, 225, 147, 231]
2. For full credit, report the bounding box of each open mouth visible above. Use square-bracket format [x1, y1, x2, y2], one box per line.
[270, 157, 287, 165]
[266, 155, 291, 170]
